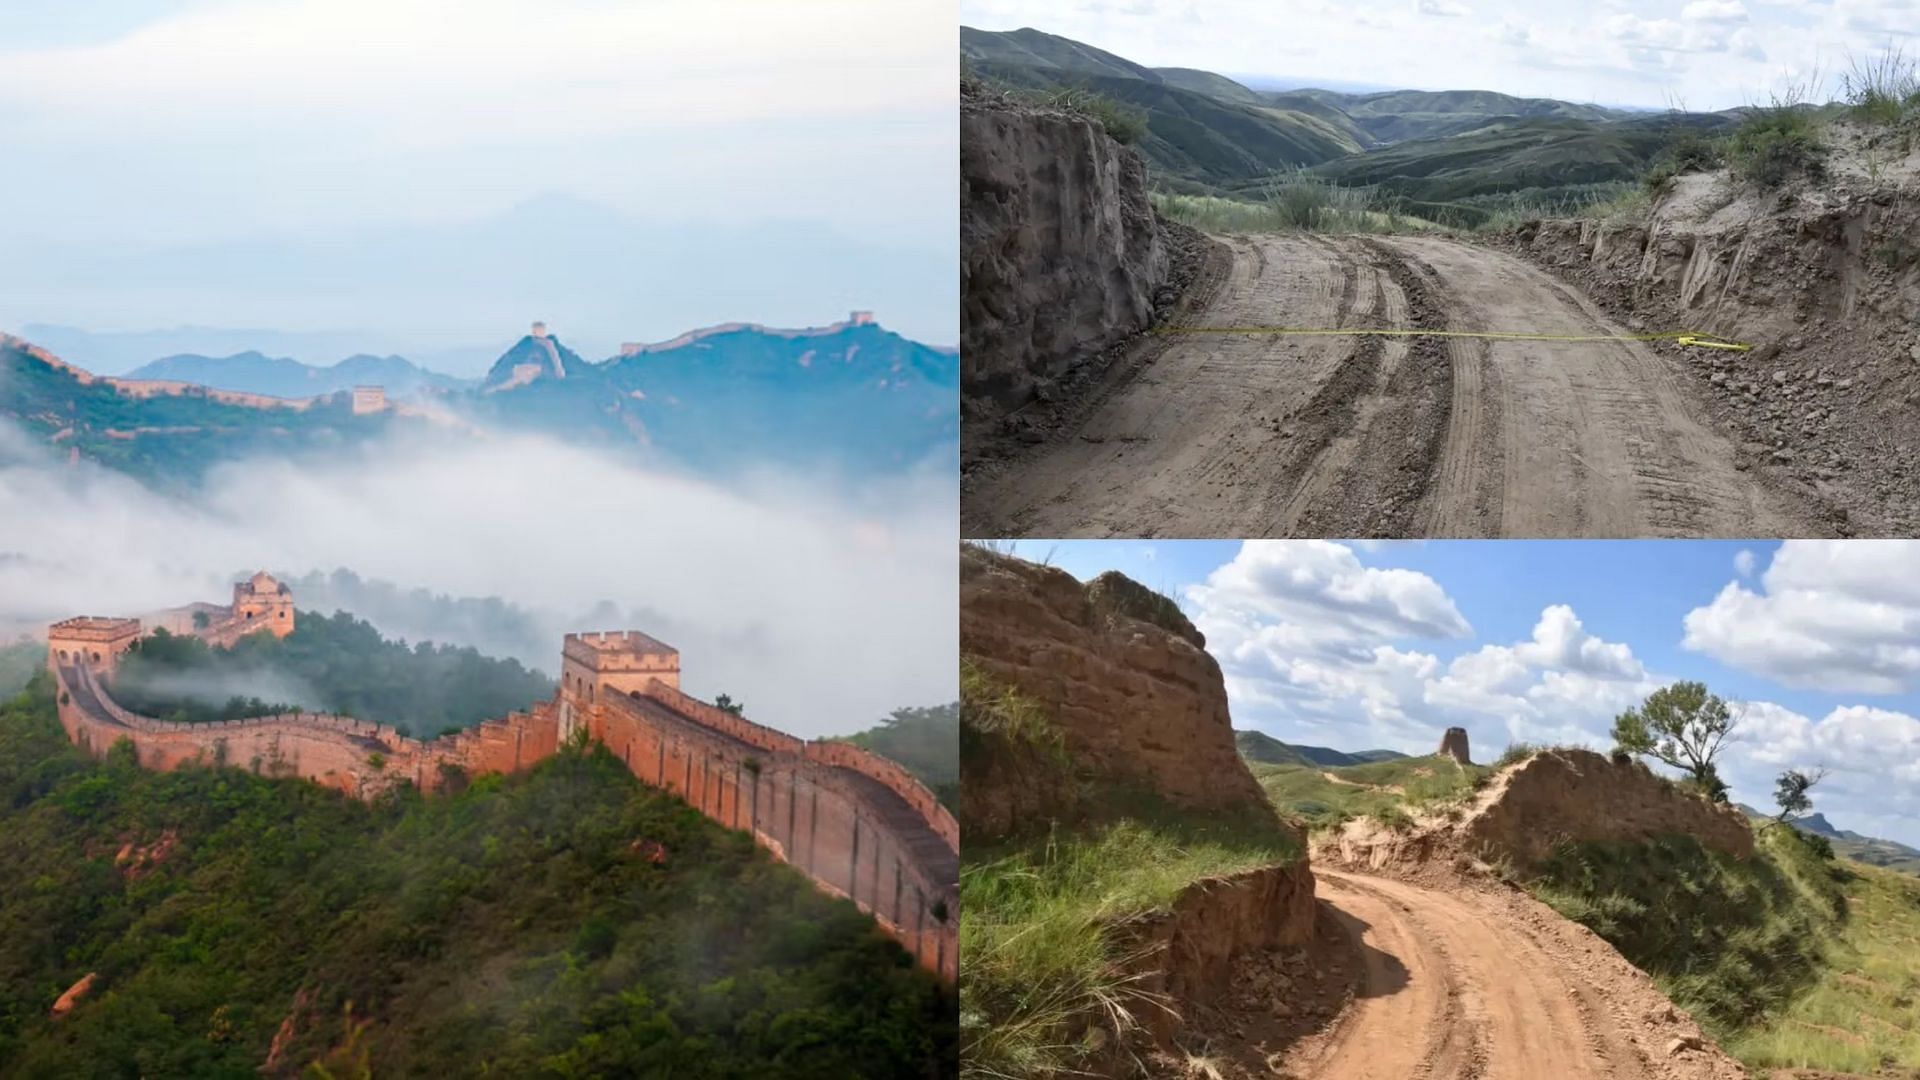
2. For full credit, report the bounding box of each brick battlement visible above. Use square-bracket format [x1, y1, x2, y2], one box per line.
[49, 616, 141, 639]
[42, 605, 957, 982]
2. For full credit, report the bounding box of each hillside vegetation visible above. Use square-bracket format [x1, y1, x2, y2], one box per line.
[1248, 737, 1920, 1075]
[960, 669, 1298, 1078]
[1234, 728, 1407, 768]
[1, 339, 397, 488]
[960, 24, 1722, 218]
[840, 702, 958, 808]
[1250, 753, 1489, 829]
[0, 673, 954, 1077]
[1531, 821, 1920, 1073]
[110, 612, 556, 737]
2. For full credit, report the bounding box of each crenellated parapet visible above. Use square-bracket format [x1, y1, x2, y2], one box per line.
[41, 606, 957, 983]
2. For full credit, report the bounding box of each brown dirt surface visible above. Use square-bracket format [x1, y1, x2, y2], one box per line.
[1266, 868, 1751, 1080]
[960, 231, 1818, 538]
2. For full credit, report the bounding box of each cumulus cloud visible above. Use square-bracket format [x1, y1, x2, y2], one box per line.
[1717, 700, 1920, 838]
[1682, 0, 1749, 22]
[1683, 541, 1920, 694]
[0, 423, 955, 739]
[1190, 543, 1653, 753]
[1188, 540, 1472, 650]
[1417, 0, 1473, 16]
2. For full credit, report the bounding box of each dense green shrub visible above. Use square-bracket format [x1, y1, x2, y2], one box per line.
[0, 674, 954, 1076]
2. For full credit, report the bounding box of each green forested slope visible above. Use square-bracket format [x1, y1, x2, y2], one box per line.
[0, 674, 954, 1077]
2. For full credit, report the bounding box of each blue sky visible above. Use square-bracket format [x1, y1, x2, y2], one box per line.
[961, 0, 1917, 111]
[0, 1, 958, 372]
[990, 539, 1920, 847]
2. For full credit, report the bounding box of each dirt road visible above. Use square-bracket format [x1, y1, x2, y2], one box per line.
[962, 232, 1812, 538]
[1279, 869, 1745, 1080]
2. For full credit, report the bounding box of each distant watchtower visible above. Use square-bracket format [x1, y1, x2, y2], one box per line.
[558, 631, 681, 740]
[350, 385, 387, 414]
[231, 571, 295, 639]
[530, 321, 549, 339]
[47, 617, 142, 676]
[1438, 726, 1473, 766]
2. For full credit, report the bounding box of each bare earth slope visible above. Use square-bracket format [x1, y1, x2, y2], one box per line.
[961, 232, 1817, 538]
[1292, 869, 1747, 1080]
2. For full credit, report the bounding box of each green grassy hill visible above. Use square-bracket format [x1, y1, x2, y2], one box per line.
[1248, 753, 1487, 828]
[1250, 742, 1920, 1074]
[1300, 113, 1739, 209]
[839, 703, 958, 809]
[1531, 823, 1920, 1073]
[0, 674, 954, 1077]
[1234, 728, 1408, 768]
[1735, 805, 1920, 877]
[960, 26, 1737, 216]
[1152, 66, 1269, 107]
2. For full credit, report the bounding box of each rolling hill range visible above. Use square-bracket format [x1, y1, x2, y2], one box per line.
[1234, 728, 1408, 768]
[0, 315, 959, 484]
[963, 26, 1734, 208]
[123, 351, 471, 400]
[1736, 805, 1920, 876]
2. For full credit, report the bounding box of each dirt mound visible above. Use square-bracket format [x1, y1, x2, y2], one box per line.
[1114, 862, 1319, 1048]
[958, 544, 1270, 839]
[1503, 123, 1920, 535]
[1325, 748, 1755, 874]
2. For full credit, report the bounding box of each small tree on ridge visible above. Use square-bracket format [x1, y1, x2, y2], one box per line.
[1771, 766, 1830, 827]
[1611, 681, 1739, 802]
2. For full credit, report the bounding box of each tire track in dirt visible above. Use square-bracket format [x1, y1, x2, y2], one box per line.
[1274, 869, 1745, 1080]
[961, 231, 1812, 538]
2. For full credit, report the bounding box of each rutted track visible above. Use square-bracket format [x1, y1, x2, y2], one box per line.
[961, 233, 1813, 538]
[1282, 869, 1746, 1080]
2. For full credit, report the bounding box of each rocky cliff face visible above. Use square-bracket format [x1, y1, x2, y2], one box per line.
[960, 79, 1169, 414]
[1503, 135, 1920, 535]
[958, 544, 1270, 839]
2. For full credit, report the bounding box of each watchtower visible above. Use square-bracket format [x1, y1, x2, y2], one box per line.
[558, 630, 681, 740]
[231, 571, 295, 639]
[47, 617, 142, 675]
[350, 385, 387, 415]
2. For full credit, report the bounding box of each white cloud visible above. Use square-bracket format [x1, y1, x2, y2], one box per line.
[1191, 543, 1654, 756]
[1417, 0, 1473, 16]
[1188, 540, 1472, 650]
[1683, 541, 1920, 694]
[1682, 0, 1749, 22]
[0, 423, 956, 739]
[1734, 548, 1757, 577]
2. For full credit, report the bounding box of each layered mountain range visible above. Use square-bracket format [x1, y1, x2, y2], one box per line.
[0, 314, 958, 483]
[962, 26, 1740, 210]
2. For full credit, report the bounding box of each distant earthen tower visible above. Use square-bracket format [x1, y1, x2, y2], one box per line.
[1439, 726, 1472, 765]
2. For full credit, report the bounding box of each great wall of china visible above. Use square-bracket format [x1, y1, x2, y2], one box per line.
[44, 575, 958, 981]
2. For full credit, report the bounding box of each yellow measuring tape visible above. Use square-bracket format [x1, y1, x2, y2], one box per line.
[1152, 326, 1753, 352]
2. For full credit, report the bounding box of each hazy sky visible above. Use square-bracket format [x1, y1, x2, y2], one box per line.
[1024, 539, 1920, 849]
[0, 1, 959, 365]
[961, 0, 1917, 110]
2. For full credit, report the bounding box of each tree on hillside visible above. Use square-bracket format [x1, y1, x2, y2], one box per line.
[1611, 681, 1739, 802]
[1771, 767, 1830, 827]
